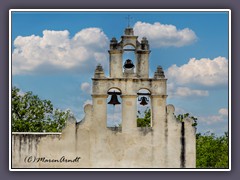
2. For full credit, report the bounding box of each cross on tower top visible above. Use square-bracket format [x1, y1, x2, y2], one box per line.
[126, 15, 133, 27]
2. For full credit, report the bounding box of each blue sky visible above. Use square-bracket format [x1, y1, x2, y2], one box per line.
[11, 10, 229, 136]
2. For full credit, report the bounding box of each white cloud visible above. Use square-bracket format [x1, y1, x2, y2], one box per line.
[175, 87, 209, 97]
[133, 21, 197, 48]
[198, 107, 228, 125]
[200, 115, 224, 125]
[218, 108, 228, 116]
[168, 82, 208, 98]
[166, 56, 228, 87]
[80, 82, 91, 94]
[12, 28, 109, 75]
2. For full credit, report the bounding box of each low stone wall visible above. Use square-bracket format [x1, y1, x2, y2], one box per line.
[11, 105, 196, 169]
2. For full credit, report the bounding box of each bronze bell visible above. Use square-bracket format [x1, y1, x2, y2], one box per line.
[123, 59, 135, 69]
[139, 96, 149, 106]
[108, 91, 121, 105]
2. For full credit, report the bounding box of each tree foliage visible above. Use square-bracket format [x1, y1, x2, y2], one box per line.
[12, 87, 70, 132]
[176, 113, 198, 126]
[196, 132, 229, 168]
[137, 108, 151, 127]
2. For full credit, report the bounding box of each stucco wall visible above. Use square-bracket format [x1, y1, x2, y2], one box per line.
[11, 104, 196, 169]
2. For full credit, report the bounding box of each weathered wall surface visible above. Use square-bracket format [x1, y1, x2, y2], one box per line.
[12, 104, 196, 169]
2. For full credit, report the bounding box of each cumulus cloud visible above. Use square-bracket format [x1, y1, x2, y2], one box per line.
[168, 82, 209, 98]
[80, 82, 91, 94]
[200, 115, 224, 125]
[218, 108, 228, 116]
[133, 21, 197, 48]
[175, 87, 209, 97]
[12, 28, 109, 75]
[199, 107, 228, 125]
[166, 56, 228, 87]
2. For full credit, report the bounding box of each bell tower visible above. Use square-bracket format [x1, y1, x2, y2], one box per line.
[11, 26, 196, 169]
[92, 26, 167, 133]
[109, 27, 150, 78]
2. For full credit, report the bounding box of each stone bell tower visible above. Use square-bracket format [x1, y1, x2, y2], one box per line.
[11, 26, 196, 169]
[92, 26, 167, 133]
[108, 27, 150, 78]
[88, 26, 196, 168]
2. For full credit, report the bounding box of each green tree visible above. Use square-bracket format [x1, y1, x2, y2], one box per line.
[176, 113, 228, 168]
[137, 108, 151, 127]
[196, 132, 229, 168]
[176, 113, 198, 126]
[12, 87, 70, 132]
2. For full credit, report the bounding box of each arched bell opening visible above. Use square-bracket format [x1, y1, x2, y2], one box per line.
[123, 45, 136, 75]
[107, 88, 122, 127]
[136, 89, 152, 127]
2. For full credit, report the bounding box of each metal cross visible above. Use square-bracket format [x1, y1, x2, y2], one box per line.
[126, 15, 133, 27]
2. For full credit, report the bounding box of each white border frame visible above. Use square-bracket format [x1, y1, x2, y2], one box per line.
[9, 9, 231, 171]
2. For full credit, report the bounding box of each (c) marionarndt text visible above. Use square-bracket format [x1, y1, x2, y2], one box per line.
[24, 156, 81, 163]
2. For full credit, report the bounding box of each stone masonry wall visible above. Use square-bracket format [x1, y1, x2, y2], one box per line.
[11, 104, 196, 169]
